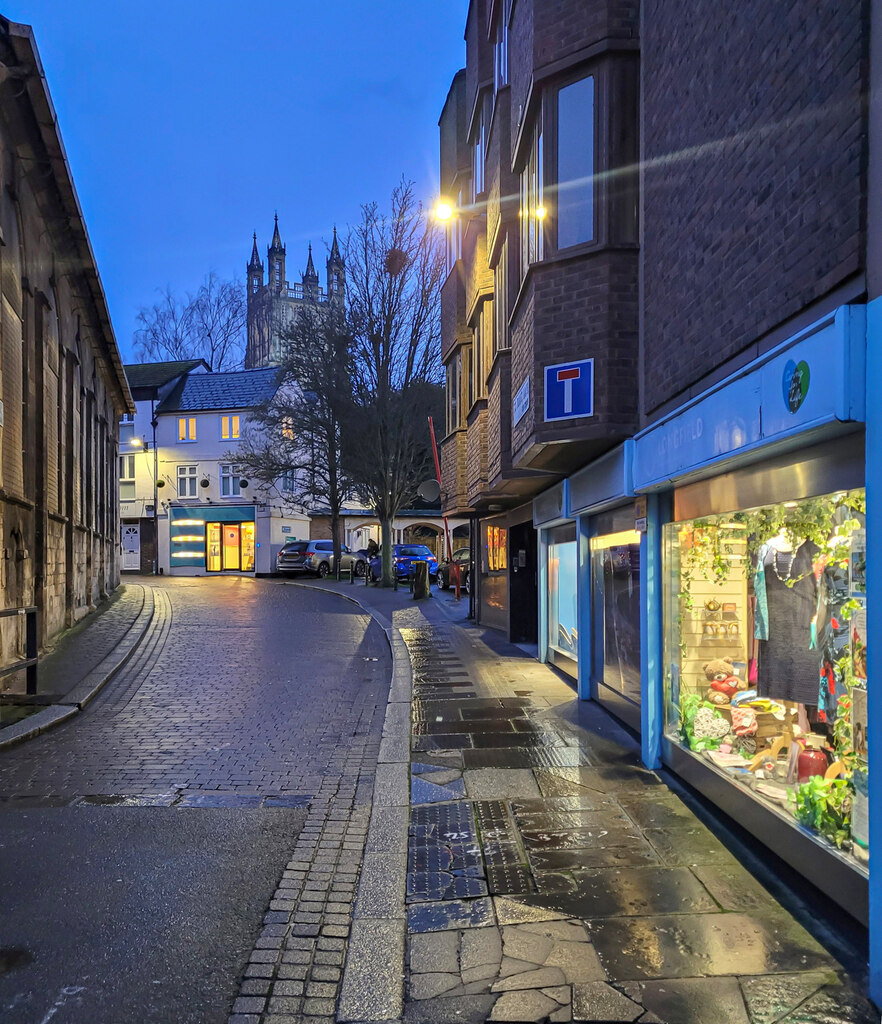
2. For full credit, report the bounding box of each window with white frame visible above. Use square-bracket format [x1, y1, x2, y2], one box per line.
[178, 416, 196, 442]
[473, 300, 493, 400]
[177, 464, 197, 498]
[473, 107, 486, 196]
[220, 464, 241, 497]
[280, 470, 297, 493]
[221, 414, 240, 440]
[121, 413, 135, 424]
[119, 454, 136, 500]
[520, 126, 545, 273]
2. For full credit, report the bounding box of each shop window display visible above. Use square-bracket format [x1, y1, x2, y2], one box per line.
[591, 531, 641, 704]
[663, 489, 868, 868]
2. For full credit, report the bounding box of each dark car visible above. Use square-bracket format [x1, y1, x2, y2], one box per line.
[367, 544, 438, 583]
[437, 547, 471, 591]
[276, 539, 365, 577]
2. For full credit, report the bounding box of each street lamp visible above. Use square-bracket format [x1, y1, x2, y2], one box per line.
[130, 421, 159, 575]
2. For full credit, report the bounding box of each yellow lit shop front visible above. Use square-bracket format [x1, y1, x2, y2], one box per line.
[168, 505, 256, 574]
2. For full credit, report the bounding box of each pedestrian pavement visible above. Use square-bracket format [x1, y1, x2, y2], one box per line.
[285, 577, 876, 1024]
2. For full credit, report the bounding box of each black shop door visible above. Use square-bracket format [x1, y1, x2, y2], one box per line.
[509, 522, 538, 644]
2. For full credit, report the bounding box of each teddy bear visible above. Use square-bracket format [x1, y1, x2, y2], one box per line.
[703, 657, 748, 706]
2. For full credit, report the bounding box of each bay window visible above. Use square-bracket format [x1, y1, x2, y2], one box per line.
[556, 76, 595, 249]
[520, 128, 544, 272]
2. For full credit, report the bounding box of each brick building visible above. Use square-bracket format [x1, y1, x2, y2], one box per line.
[439, 0, 639, 646]
[439, 0, 882, 970]
[0, 17, 131, 675]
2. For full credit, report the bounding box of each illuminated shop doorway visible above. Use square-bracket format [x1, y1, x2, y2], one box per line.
[206, 521, 255, 572]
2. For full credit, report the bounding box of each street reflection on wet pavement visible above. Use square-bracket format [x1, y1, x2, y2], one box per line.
[398, 619, 877, 1024]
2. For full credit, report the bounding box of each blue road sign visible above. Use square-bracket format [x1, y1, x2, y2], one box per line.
[544, 358, 594, 422]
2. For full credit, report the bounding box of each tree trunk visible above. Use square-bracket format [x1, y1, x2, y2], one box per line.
[381, 517, 394, 587]
[330, 504, 341, 578]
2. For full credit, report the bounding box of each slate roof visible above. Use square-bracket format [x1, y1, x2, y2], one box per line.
[124, 359, 210, 390]
[156, 367, 280, 413]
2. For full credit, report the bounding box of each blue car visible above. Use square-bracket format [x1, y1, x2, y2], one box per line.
[367, 544, 438, 583]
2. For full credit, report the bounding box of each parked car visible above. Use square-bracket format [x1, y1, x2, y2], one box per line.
[367, 544, 438, 583]
[276, 539, 365, 577]
[437, 547, 471, 591]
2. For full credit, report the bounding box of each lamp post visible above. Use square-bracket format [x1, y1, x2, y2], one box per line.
[129, 425, 159, 575]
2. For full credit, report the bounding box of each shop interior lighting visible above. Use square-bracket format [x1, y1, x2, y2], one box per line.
[173, 535, 203, 542]
[719, 522, 747, 529]
[173, 519, 203, 526]
[171, 551, 202, 558]
[589, 529, 641, 551]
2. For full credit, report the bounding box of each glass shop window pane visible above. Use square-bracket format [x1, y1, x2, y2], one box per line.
[557, 76, 595, 249]
[548, 537, 578, 659]
[591, 531, 642, 704]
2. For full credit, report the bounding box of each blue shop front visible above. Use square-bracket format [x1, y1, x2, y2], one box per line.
[535, 443, 643, 734]
[634, 304, 873, 938]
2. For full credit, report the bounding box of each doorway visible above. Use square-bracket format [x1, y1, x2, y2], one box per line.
[206, 522, 255, 572]
[509, 521, 538, 644]
[122, 524, 140, 571]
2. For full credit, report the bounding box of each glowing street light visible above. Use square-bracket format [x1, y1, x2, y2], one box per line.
[129, 436, 143, 447]
[536, 205, 547, 220]
[434, 200, 453, 221]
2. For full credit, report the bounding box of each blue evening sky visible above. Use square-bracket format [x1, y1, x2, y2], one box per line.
[4, 1, 467, 360]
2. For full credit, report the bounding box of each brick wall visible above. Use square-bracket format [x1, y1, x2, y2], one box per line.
[487, 351, 513, 483]
[534, 0, 638, 70]
[440, 431, 469, 514]
[642, 0, 866, 417]
[511, 252, 639, 461]
[466, 404, 490, 503]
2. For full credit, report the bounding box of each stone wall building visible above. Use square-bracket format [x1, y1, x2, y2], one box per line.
[0, 17, 132, 673]
[245, 217, 346, 368]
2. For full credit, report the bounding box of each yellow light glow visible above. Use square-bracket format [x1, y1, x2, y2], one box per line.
[171, 551, 203, 558]
[434, 200, 453, 221]
[536, 205, 547, 220]
[719, 522, 747, 529]
[783, 501, 799, 508]
[129, 437, 143, 447]
[590, 530, 641, 552]
[173, 519, 203, 526]
[173, 535, 204, 542]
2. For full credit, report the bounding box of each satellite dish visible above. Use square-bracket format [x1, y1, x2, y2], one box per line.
[417, 479, 441, 502]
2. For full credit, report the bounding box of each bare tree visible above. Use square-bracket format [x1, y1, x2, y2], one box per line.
[134, 271, 245, 370]
[235, 304, 355, 568]
[344, 180, 446, 586]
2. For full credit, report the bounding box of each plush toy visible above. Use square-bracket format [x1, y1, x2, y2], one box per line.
[703, 657, 747, 706]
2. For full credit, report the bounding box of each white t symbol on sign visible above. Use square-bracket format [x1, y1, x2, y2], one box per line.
[556, 366, 581, 414]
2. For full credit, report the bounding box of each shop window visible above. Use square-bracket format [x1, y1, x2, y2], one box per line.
[663, 489, 868, 866]
[591, 530, 642, 703]
[178, 416, 196, 442]
[220, 464, 241, 497]
[547, 524, 577, 660]
[484, 525, 508, 572]
[221, 414, 240, 440]
[177, 464, 197, 498]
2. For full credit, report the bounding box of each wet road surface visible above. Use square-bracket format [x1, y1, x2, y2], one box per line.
[0, 577, 390, 1024]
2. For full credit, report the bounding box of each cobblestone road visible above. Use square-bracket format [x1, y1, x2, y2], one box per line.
[0, 577, 390, 801]
[0, 577, 391, 1024]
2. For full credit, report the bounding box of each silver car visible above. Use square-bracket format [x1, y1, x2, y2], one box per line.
[276, 539, 364, 577]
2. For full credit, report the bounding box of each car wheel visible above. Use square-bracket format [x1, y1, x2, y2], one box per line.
[438, 571, 449, 590]
[354, 560, 366, 578]
[317, 561, 330, 578]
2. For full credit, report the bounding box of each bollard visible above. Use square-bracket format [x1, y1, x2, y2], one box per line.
[412, 560, 430, 600]
[452, 562, 462, 601]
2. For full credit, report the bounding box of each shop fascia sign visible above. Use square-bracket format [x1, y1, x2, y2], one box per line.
[632, 305, 866, 490]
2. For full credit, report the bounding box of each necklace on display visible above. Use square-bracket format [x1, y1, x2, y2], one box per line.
[771, 544, 800, 583]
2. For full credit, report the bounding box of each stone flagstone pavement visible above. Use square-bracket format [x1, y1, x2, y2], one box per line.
[240, 579, 877, 1024]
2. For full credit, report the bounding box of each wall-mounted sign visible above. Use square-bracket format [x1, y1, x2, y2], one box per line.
[281, 526, 292, 534]
[544, 358, 594, 422]
[634, 496, 647, 532]
[513, 377, 530, 426]
[783, 358, 810, 413]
